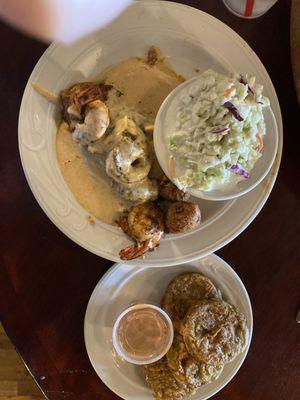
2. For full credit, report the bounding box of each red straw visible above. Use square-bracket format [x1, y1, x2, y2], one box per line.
[244, 0, 255, 16]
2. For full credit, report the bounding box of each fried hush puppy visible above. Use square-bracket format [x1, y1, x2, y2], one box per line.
[159, 175, 190, 202]
[166, 202, 201, 233]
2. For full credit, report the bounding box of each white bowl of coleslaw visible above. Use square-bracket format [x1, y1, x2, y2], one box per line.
[154, 70, 278, 201]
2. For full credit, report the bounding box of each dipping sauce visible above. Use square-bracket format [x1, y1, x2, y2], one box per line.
[112, 304, 174, 365]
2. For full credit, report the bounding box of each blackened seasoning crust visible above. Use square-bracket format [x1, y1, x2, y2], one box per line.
[60, 82, 112, 129]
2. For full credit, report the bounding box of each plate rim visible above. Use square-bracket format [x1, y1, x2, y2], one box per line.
[84, 253, 253, 400]
[18, 0, 283, 266]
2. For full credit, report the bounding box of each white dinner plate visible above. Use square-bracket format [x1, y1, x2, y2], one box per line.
[18, 1, 283, 266]
[84, 254, 253, 400]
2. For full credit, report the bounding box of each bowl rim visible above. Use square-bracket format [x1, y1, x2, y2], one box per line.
[153, 75, 279, 201]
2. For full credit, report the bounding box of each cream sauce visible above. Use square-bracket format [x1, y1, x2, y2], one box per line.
[56, 56, 183, 225]
[56, 122, 128, 223]
[102, 57, 184, 124]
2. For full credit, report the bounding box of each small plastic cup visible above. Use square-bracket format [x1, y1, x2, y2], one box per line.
[112, 304, 174, 365]
[223, 0, 278, 19]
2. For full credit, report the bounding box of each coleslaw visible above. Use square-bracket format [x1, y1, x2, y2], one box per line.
[168, 69, 270, 191]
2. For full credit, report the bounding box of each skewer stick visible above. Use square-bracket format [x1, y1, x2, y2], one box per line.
[31, 82, 59, 104]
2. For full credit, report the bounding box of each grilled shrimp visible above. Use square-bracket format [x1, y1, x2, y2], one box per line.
[118, 202, 164, 260]
[60, 82, 111, 130]
[105, 115, 149, 153]
[90, 115, 149, 155]
[73, 100, 110, 146]
[112, 177, 158, 203]
[105, 117, 151, 184]
[106, 139, 151, 184]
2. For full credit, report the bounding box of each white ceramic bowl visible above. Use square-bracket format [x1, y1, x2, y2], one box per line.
[154, 76, 279, 201]
[84, 254, 253, 400]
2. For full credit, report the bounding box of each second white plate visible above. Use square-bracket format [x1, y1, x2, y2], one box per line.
[84, 254, 253, 400]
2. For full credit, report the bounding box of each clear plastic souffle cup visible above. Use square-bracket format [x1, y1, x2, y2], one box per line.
[112, 303, 174, 365]
[223, 0, 278, 18]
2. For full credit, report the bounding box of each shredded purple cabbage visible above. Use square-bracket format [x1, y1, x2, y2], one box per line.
[239, 75, 254, 96]
[230, 164, 249, 178]
[223, 101, 244, 122]
[209, 127, 229, 134]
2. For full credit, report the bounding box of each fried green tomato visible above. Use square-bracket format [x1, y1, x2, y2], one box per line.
[181, 300, 248, 366]
[143, 357, 191, 400]
[167, 333, 223, 389]
[162, 273, 221, 332]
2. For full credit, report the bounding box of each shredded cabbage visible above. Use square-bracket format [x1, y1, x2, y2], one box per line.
[168, 69, 270, 191]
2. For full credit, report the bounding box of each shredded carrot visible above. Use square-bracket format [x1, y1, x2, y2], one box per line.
[169, 156, 175, 179]
[256, 133, 264, 152]
[224, 85, 234, 98]
[86, 215, 94, 224]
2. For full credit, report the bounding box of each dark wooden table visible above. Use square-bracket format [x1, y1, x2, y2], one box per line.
[291, 0, 300, 103]
[1, 1, 299, 399]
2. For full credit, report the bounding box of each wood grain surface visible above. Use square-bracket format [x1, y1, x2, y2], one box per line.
[291, 0, 300, 103]
[0, 1, 299, 400]
[0, 324, 43, 400]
